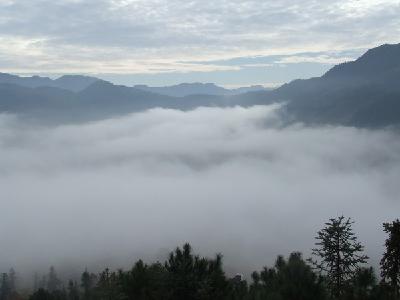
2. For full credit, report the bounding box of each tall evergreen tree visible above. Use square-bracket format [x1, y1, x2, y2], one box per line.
[310, 216, 368, 299]
[7, 269, 16, 294]
[164, 243, 229, 300]
[229, 274, 248, 300]
[95, 268, 124, 300]
[33, 272, 40, 293]
[348, 267, 378, 300]
[68, 280, 80, 300]
[81, 269, 96, 300]
[0, 273, 9, 300]
[249, 253, 325, 300]
[39, 275, 47, 290]
[380, 219, 400, 299]
[119, 259, 168, 300]
[47, 266, 61, 293]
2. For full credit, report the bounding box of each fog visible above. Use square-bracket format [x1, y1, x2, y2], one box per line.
[1, 105, 400, 280]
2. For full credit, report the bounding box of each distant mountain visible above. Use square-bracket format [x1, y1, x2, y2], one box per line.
[0, 73, 99, 92]
[53, 75, 100, 92]
[324, 43, 400, 84]
[134, 83, 267, 97]
[265, 43, 400, 127]
[0, 43, 399, 127]
[0, 73, 54, 88]
[0, 80, 231, 123]
[232, 85, 270, 94]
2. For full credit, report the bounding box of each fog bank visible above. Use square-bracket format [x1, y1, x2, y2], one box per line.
[1, 105, 399, 279]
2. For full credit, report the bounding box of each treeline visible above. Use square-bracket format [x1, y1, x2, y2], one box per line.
[1, 217, 399, 300]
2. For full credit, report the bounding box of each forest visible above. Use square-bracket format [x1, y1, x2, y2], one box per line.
[1, 217, 399, 300]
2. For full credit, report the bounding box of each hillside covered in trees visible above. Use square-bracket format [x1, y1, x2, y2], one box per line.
[1, 217, 399, 300]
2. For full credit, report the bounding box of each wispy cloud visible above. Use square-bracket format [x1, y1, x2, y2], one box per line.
[0, 0, 398, 83]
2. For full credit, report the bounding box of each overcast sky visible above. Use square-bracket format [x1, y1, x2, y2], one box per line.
[0, 0, 399, 86]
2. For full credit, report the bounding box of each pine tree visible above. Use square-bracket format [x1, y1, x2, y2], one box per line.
[164, 243, 229, 300]
[8, 269, 16, 293]
[350, 266, 377, 300]
[310, 216, 368, 299]
[0, 273, 10, 300]
[381, 219, 400, 299]
[47, 266, 61, 292]
[95, 268, 123, 300]
[68, 280, 80, 300]
[250, 253, 325, 300]
[81, 269, 95, 300]
[33, 272, 40, 293]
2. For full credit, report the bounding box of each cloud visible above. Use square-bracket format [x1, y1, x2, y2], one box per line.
[0, 0, 398, 79]
[1, 105, 400, 280]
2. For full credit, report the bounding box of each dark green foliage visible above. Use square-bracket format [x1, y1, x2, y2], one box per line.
[94, 268, 124, 300]
[229, 275, 248, 300]
[381, 219, 400, 299]
[13, 219, 400, 300]
[80, 269, 96, 300]
[29, 289, 54, 300]
[8, 270, 16, 294]
[29, 288, 67, 300]
[164, 243, 229, 300]
[0, 273, 10, 300]
[249, 252, 326, 300]
[47, 267, 61, 293]
[119, 260, 167, 300]
[341, 267, 379, 300]
[310, 216, 368, 299]
[67, 280, 79, 300]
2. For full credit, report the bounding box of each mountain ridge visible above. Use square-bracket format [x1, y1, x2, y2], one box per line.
[0, 43, 399, 127]
[133, 82, 268, 97]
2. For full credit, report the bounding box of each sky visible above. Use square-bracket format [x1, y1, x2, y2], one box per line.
[0, 0, 399, 86]
[1, 106, 400, 280]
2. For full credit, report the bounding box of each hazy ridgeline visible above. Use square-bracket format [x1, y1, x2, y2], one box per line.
[1, 104, 400, 289]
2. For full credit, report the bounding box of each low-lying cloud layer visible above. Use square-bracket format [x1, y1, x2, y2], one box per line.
[1, 105, 400, 279]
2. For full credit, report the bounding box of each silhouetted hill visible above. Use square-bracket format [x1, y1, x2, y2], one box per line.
[134, 83, 267, 97]
[0, 73, 99, 92]
[0, 73, 54, 88]
[324, 44, 400, 83]
[269, 43, 400, 127]
[0, 43, 399, 127]
[53, 75, 99, 92]
[79, 81, 237, 112]
[0, 83, 74, 112]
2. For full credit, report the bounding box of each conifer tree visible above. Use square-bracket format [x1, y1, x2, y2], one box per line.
[8, 269, 16, 293]
[81, 268, 96, 300]
[0, 273, 9, 300]
[47, 266, 61, 293]
[310, 216, 368, 299]
[381, 219, 400, 299]
[68, 280, 80, 300]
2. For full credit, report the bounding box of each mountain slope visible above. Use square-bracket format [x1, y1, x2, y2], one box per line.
[269, 43, 400, 127]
